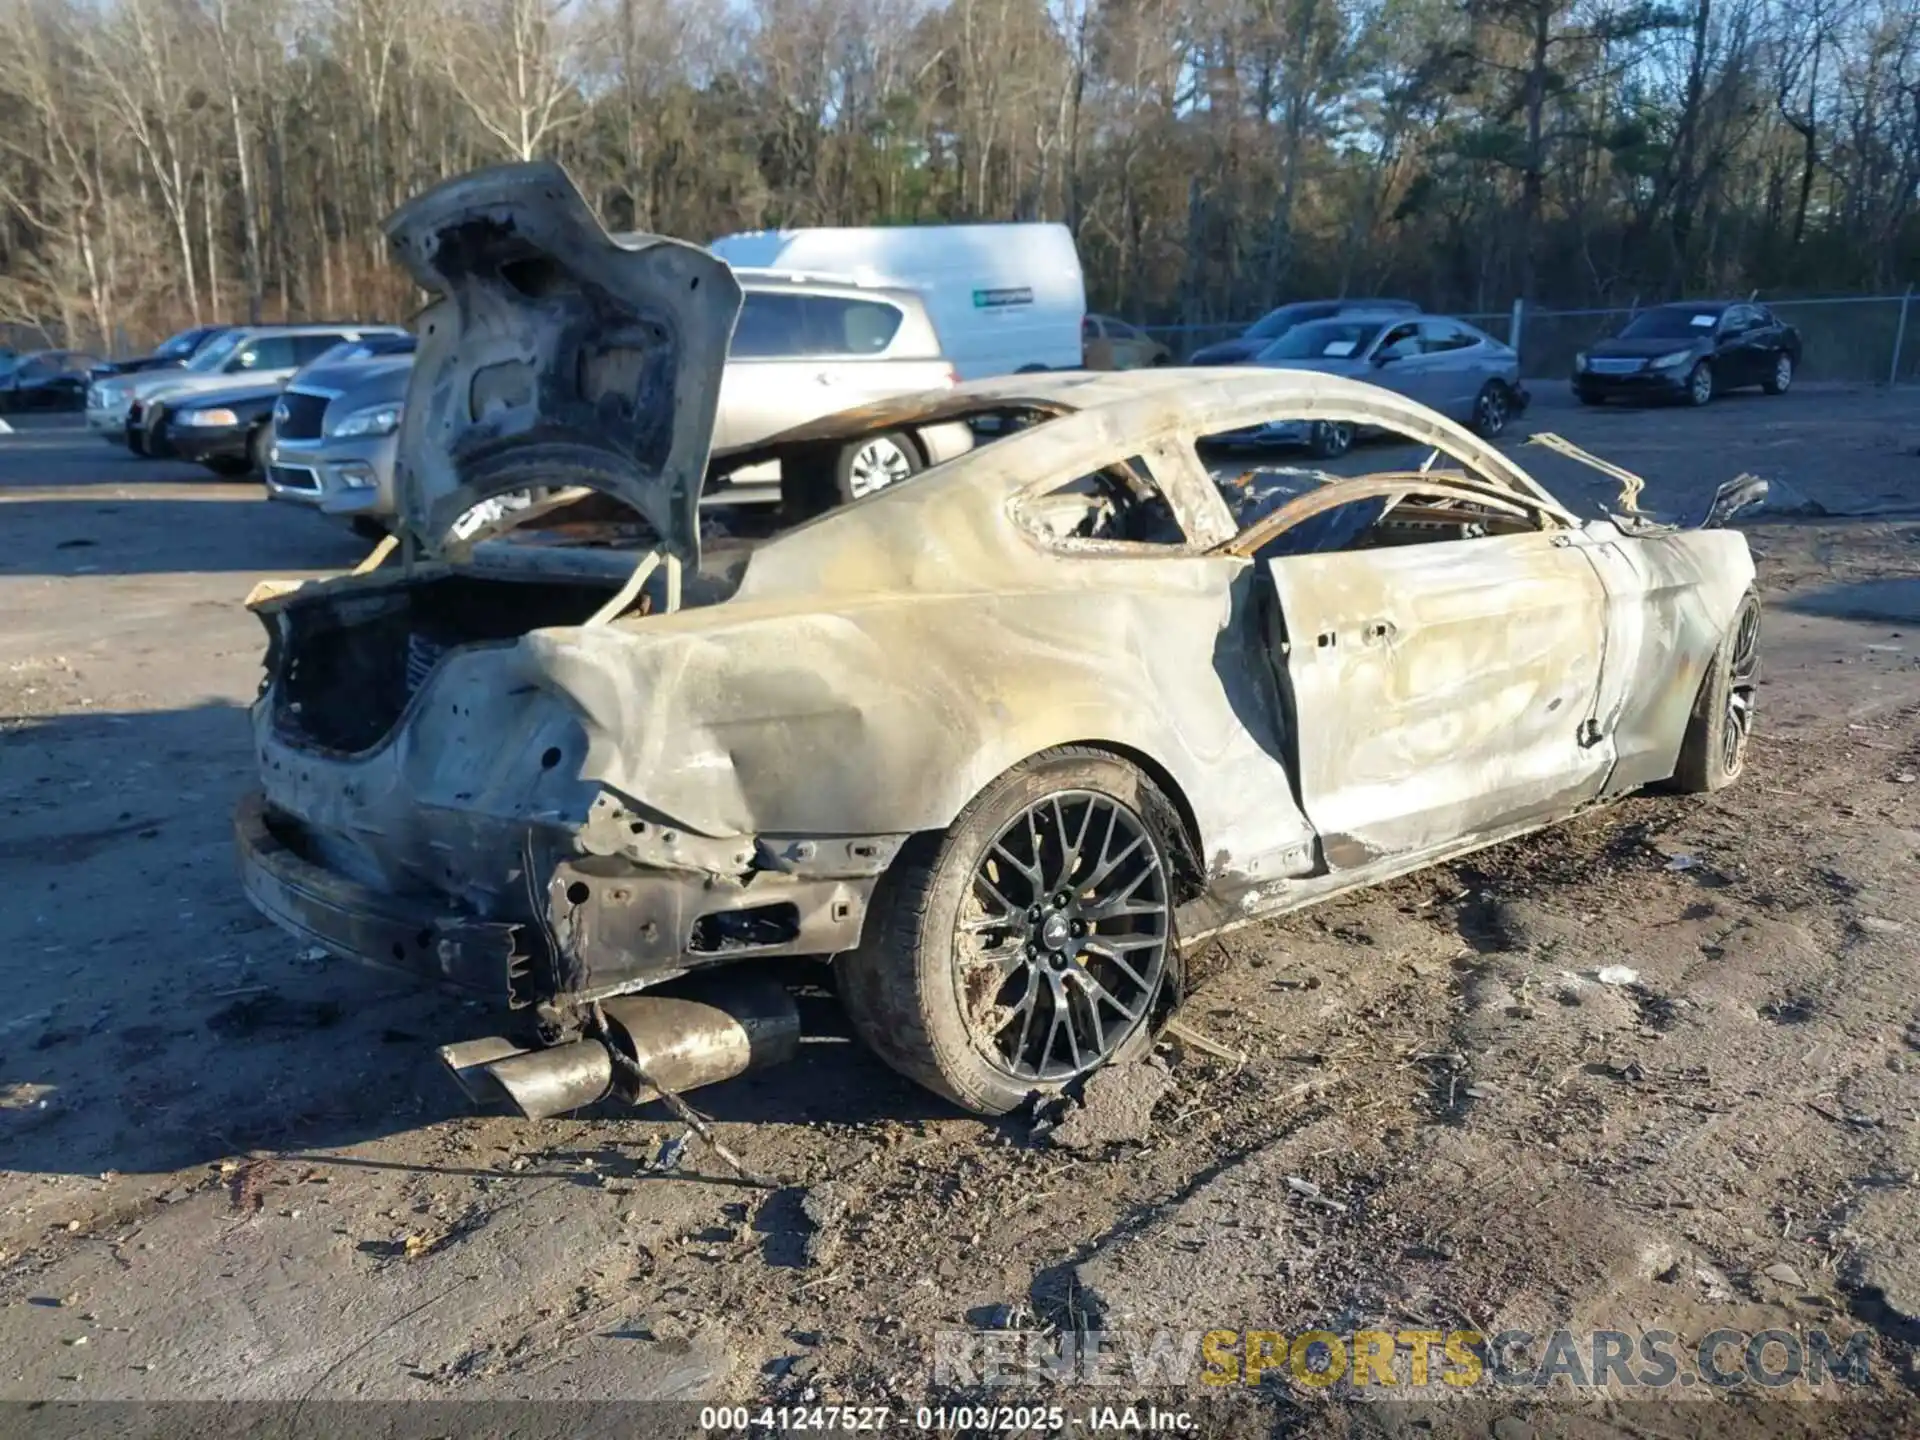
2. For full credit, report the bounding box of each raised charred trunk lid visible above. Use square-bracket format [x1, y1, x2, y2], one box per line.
[384, 161, 741, 566]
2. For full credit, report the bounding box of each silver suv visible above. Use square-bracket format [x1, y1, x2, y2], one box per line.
[709, 269, 971, 501]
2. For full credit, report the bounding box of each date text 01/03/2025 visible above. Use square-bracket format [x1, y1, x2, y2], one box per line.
[697, 1404, 1197, 1431]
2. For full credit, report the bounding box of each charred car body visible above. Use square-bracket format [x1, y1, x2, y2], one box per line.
[237, 163, 1764, 1118]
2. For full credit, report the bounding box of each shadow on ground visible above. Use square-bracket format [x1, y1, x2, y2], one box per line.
[1, 702, 952, 1183]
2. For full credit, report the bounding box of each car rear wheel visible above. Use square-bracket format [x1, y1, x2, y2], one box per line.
[835, 431, 920, 502]
[125, 420, 148, 456]
[204, 456, 252, 478]
[1762, 353, 1793, 395]
[1671, 589, 1760, 793]
[838, 749, 1180, 1114]
[1472, 382, 1513, 438]
[248, 424, 272, 476]
[1309, 421, 1355, 458]
[1686, 361, 1714, 407]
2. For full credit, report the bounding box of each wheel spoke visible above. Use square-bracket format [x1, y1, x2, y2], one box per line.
[1057, 981, 1084, 1072]
[1026, 804, 1052, 891]
[1043, 992, 1071, 1072]
[1082, 831, 1145, 893]
[990, 840, 1042, 896]
[1010, 982, 1041, 1065]
[1083, 939, 1152, 990]
[1077, 969, 1140, 1024]
[1055, 795, 1096, 885]
[1073, 975, 1108, 1057]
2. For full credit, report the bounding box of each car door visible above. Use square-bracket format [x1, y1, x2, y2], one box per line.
[1105, 319, 1153, 369]
[807, 293, 924, 407]
[713, 292, 822, 451]
[1247, 482, 1611, 866]
[1416, 320, 1483, 419]
[1714, 306, 1762, 386]
[224, 334, 303, 385]
[1364, 321, 1444, 409]
[1082, 315, 1113, 370]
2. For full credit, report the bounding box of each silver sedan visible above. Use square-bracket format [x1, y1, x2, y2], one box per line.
[1220, 312, 1529, 456]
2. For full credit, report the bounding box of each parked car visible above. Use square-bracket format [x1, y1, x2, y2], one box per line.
[236, 162, 1763, 1119]
[708, 271, 974, 503]
[169, 336, 418, 479]
[1083, 314, 1171, 370]
[709, 221, 1086, 377]
[0, 350, 102, 412]
[1187, 298, 1421, 366]
[1218, 312, 1526, 455]
[89, 324, 231, 380]
[162, 382, 286, 477]
[263, 350, 416, 532]
[1573, 301, 1802, 407]
[88, 323, 409, 454]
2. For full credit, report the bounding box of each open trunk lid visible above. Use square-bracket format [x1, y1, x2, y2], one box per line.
[384, 160, 741, 565]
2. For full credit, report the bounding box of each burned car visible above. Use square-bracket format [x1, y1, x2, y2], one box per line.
[237, 163, 1762, 1119]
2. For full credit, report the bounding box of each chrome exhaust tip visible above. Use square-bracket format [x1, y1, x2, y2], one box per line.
[437, 972, 800, 1121]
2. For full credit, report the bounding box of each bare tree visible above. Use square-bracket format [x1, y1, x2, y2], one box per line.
[433, 0, 587, 162]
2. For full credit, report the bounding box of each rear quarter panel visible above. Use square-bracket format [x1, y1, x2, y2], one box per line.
[519, 556, 1318, 889]
[1590, 525, 1755, 793]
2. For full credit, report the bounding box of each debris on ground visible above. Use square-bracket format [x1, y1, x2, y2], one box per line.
[653, 1135, 688, 1173]
[1596, 965, 1640, 986]
[1036, 1058, 1174, 1150]
[799, 1183, 853, 1267]
[1284, 1175, 1347, 1212]
[1161, 1015, 1247, 1063]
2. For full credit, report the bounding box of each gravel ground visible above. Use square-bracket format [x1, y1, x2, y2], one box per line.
[1, 385, 1917, 1434]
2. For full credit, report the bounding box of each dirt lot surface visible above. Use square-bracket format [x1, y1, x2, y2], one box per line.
[2, 385, 1918, 1434]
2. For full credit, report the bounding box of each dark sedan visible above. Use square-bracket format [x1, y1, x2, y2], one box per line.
[1189, 297, 1420, 366]
[0, 350, 102, 412]
[162, 383, 283, 476]
[1573, 301, 1801, 407]
[90, 325, 230, 380]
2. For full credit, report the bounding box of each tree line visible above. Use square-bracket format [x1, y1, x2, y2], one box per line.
[1, 0, 1915, 352]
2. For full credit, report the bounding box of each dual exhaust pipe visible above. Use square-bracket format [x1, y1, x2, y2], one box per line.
[438, 972, 800, 1120]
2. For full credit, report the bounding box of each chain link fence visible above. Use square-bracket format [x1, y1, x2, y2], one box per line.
[1140, 291, 1920, 384]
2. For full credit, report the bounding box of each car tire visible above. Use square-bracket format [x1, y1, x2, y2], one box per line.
[1471, 382, 1514, 438]
[204, 457, 252, 478]
[349, 517, 388, 541]
[1150, 352, 1171, 367]
[837, 748, 1184, 1115]
[143, 405, 173, 458]
[1670, 589, 1760, 794]
[1762, 353, 1794, 395]
[1309, 421, 1355, 459]
[1685, 360, 1714, 407]
[834, 430, 921, 504]
[1575, 391, 1604, 406]
[125, 422, 148, 457]
[248, 424, 272, 477]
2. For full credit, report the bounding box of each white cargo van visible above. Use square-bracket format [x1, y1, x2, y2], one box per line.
[708, 223, 1086, 379]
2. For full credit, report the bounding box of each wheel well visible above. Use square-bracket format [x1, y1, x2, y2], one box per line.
[1039, 740, 1207, 901]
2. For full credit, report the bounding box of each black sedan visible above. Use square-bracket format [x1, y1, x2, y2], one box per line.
[0, 350, 103, 412]
[1573, 301, 1802, 407]
[159, 383, 282, 476]
[90, 325, 231, 380]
